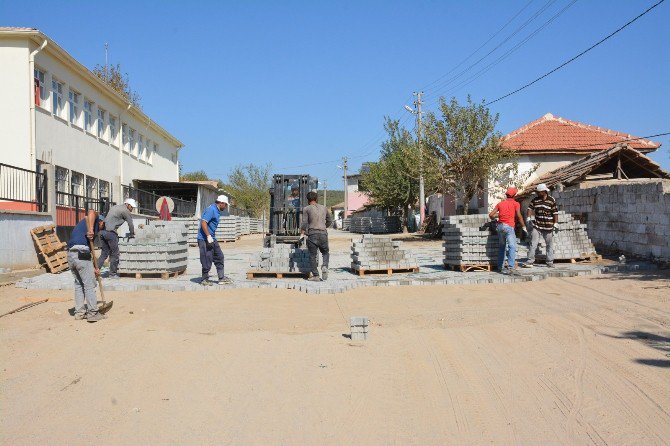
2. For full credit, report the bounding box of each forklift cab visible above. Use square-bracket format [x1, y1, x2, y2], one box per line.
[266, 174, 318, 247]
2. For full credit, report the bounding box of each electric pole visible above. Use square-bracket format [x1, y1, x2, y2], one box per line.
[414, 91, 425, 228]
[323, 179, 327, 207]
[104, 43, 109, 81]
[342, 157, 349, 217]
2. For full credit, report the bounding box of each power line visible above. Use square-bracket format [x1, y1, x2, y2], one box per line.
[485, 0, 666, 106]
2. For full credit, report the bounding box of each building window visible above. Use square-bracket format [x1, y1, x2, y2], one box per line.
[68, 90, 80, 126]
[34, 68, 46, 107]
[129, 128, 136, 156]
[86, 176, 98, 199]
[151, 143, 157, 164]
[52, 79, 64, 117]
[55, 166, 69, 205]
[70, 171, 84, 197]
[109, 116, 118, 145]
[99, 180, 110, 200]
[84, 99, 93, 131]
[97, 107, 106, 138]
[122, 124, 129, 152]
[138, 134, 144, 160]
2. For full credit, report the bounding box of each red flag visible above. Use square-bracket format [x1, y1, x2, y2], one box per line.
[159, 197, 172, 221]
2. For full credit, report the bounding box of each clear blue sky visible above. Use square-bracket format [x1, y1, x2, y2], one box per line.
[3, 0, 669, 188]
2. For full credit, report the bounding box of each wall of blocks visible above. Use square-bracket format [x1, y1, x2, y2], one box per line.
[350, 216, 401, 234]
[250, 244, 312, 273]
[117, 221, 189, 274]
[350, 234, 418, 271]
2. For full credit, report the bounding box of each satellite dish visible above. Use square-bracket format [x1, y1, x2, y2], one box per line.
[155, 196, 175, 213]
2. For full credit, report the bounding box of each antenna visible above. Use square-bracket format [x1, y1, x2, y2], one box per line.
[104, 43, 109, 81]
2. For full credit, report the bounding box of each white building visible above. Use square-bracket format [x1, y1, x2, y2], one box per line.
[0, 27, 183, 206]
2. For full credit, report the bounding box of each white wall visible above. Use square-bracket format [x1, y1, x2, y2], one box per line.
[0, 39, 31, 169]
[0, 210, 54, 269]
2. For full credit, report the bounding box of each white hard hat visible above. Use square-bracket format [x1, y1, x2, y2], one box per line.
[536, 183, 550, 192]
[216, 195, 229, 204]
[124, 198, 138, 209]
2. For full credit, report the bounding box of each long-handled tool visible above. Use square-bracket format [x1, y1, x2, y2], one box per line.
[86, 218, 113, 314]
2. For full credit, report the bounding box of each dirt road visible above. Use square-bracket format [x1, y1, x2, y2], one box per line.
[1, 272, 669, 445]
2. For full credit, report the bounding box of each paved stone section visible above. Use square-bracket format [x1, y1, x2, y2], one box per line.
[350, 234, 418, 270]
[117, 221, 189, 274]
[533, 211, 597, 259]
[350, 216, 401, 234]
[250, 244, 311, 273]
[15, 238, 651, 294]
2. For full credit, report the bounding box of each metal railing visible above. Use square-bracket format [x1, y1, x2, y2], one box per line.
[0, 163, 47, 212]
[122, 185, 196, 218]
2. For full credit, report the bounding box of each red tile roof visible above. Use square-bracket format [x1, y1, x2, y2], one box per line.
[502, 113, 661, 153]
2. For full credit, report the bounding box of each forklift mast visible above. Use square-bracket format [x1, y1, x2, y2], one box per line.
[267, 174, 318, 246]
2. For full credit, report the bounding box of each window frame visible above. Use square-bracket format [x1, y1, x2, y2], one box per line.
[109, 116, 118, 146]
[98, 179, 110, 200]
[97, 107, 107, 139]
[34, 68, 47, 108]
[122, 123, 129, 152]
[83, 98, 94, 132]
[68, 90, 81, 127]
[138, 134, 145, 160]
[51, 78, 64, 117]
[70, 171, 85, 197]
[129, 128, 137, 157]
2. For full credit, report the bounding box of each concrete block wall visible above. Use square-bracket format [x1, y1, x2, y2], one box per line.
[350, 234, 418, 270]
[553, 180, 670, 260]
[0, 210, 54, 270]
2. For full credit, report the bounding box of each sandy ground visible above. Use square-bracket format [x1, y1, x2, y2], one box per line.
[1, 271, 669, 445]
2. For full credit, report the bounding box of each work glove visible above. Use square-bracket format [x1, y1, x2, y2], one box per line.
[206, 235, 214, 245]
[522, 227, 529, 238]
[553, 224, 559, 233]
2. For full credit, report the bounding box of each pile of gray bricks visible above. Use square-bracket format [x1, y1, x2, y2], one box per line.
[217, 216, 238, 242]
[350, 216, 401, 234]
[250, 244, 312, 273]
[442, 214, 499, 267]
[350, 234, 418, 271]
[117, 221, 189, 274]
[552, 179, 670, 260]
[531, 211, 597, 260]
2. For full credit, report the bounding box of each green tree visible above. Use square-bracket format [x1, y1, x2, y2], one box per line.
[180, 170, 210, 182]
[92, 63, 141, 107]
[423, 96, 513, 214]
[224, 164, 272, 218]
[362, 118, 441, 230]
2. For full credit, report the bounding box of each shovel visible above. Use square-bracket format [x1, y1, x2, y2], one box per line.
[86, 218, 113, 314]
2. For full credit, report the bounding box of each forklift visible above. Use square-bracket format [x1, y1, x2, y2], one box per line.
[264, 174, 318, 247]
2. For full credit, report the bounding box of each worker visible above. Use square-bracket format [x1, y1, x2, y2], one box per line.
[286, 185, 301, 208]
[198, 195, 233, 286]
[67, 209, 105, 322]
[488, 187, 528, 273]
[98, 198, 137, 279]
[523, 183, 559, 268]
[301, 191, 333, 281]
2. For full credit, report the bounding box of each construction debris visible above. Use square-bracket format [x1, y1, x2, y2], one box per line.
[30, 225, 69, 273]
[117, 221, 189, 277]
[350, 235, 419, 274]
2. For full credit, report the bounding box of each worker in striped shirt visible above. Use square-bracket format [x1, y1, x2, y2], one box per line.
[523, 183, 559, 268]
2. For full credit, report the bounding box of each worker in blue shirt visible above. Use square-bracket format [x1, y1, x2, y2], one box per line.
[198, 195, 233, 286]
[66, 209, 106, 322]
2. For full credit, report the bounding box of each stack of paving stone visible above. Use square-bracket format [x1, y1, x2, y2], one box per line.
[249, 218, 265, 233]
[350, 317, 369, 341]
[216, 216, 238, 242]
[239, 217, 251, 236]
[442, 214, 499, 268]
[249, 244, 312, 273]
[533, 211, 598, 260]
[350, 216, 401, 234]
[350, 234, 418, 272]
[117, 221, 189, 275]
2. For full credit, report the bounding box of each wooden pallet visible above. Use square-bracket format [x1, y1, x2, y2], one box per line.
[352, 266, 419, 276]
[119, 269, 186, 280]
[444, 263, 493, 272]
[30, 225, 69, 273]
[246, 270, 309, 279]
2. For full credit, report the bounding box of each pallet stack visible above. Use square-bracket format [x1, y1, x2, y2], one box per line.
[442, 214, 499, 271]
[117, 221, 189, 277]
[248, 244, 312, 277]
[349, 216, 401, 234]
[30, 225, 69, 273]
[350, 235, 419, 275]
[532, 211, 598, 261]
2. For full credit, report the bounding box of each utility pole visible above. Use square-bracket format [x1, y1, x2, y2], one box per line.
[342, 157, 348, 218]
[323, 179, 327, 207]
[104, 43, 109, 81]
[414, 91, 425, 228]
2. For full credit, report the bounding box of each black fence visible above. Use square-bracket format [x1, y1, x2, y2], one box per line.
[123, 185, 196, 218]
[0, 163, 47, 212]
[55, 191, 110, 242]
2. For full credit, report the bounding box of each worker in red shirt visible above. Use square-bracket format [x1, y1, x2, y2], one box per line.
[488, 187, 528, 273]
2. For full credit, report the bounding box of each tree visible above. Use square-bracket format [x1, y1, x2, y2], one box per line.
[92, 63, 141, 107]
[362, 118, 441, 230]
[423, 96, 513, 214]
[180, 170, 210, 182]
[224, 164, 272, 218]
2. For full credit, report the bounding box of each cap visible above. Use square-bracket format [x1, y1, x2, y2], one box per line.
[536, 183, 550, 192]
[505, 187, 518, 197]
[216, 195, 229, 204]
[124, 198, 138, 209]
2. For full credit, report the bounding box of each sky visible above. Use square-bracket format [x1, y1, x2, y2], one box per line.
[3, 0, 669, 189]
